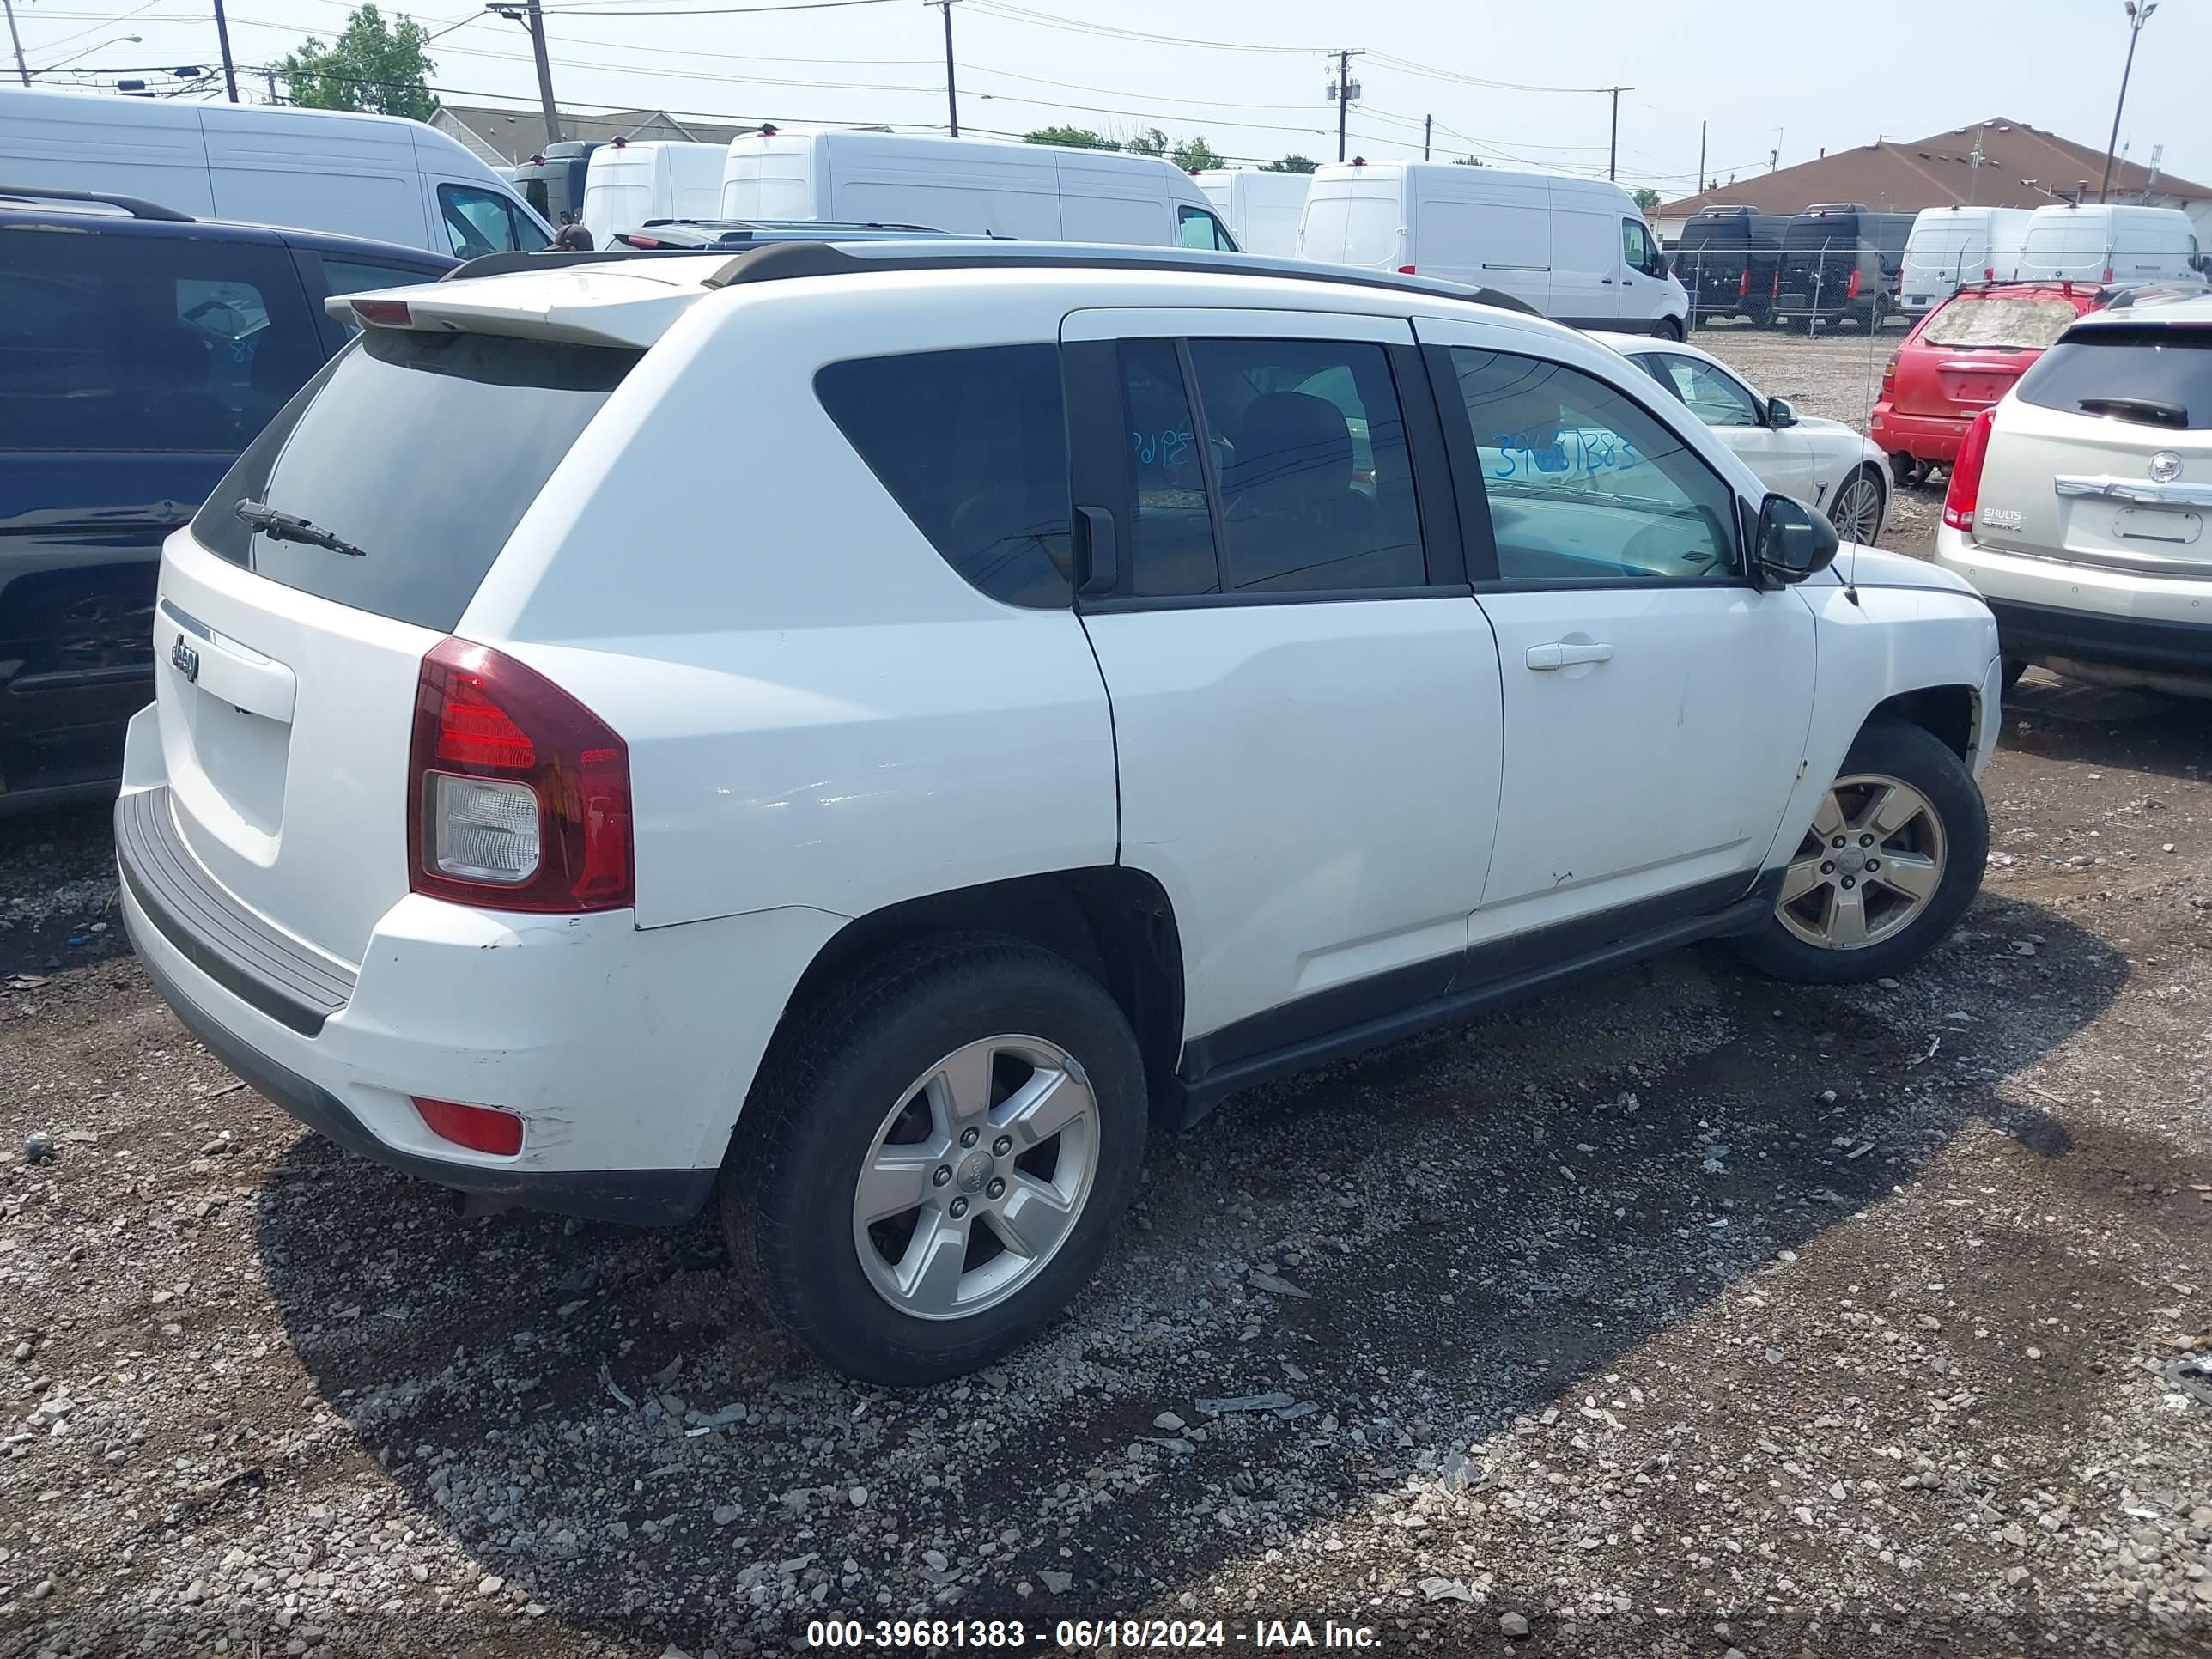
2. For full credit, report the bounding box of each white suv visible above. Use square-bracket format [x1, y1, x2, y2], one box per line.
[1936, 292, 2212, 695]
[119, 243, 2002, 1384]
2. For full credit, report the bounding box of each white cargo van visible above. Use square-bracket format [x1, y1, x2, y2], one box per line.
[719, 130, 1235, 249]
[0, 86, 550, 258]
[2015, 203, 2203, 286]
[578, 140, 726, 240]
[1899, 205, 2033, 314]
[1297, 161, 1687, 336]
[1194, 167, 1310, 258]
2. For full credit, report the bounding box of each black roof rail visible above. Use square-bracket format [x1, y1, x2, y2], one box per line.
[0, 184, 194, 222]
[442, 246, 719, 280]
[695, 240, 1541, 316]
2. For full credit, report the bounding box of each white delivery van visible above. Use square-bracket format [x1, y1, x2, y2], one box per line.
[0, 86, 550, 258]
[2015, 203, 2203, 285]
[1297, 160, 1687, 336]
[578, 139, 726, 240]
[1194, 167, 1310, 258]
[1899, 205, 2033, 314]
[719, 129, 1235, 248]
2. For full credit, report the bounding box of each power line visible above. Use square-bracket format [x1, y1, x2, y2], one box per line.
[1364, 50, 1609, 95]
[964, 0, 1320, 54]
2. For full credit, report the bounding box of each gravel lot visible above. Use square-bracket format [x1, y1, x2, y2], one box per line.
[5, 332, 2212, 1657]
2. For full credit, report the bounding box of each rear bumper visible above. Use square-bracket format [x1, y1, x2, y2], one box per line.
[1869, 404, 1972, 465]
[116, 723, 846, 1224]
[124, 902, 715, 1227]
[1935, 526, 2212, 690]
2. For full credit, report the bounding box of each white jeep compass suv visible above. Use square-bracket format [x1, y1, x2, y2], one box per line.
[119, 242, 2002, 1384]
[1936, 292, 2212, 696]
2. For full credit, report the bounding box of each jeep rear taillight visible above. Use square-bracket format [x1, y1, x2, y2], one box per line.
[1881, 353, 1898, 396]
[1943, 407, 1998, 534]
[408, 638, 634, 913]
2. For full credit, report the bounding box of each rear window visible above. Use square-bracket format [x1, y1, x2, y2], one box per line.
[0, 228, 323, 453]
[1922, 295, 2081, 350]
[192, 328, 638, 630]
[815, 345, 1072, 608]
[2015, 325, 2212, 430]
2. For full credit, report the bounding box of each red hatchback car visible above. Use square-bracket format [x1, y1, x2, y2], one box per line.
[1871, 282, 2114, 484]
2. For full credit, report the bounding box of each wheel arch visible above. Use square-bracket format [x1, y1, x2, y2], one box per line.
[1863, 681, 1976, 763]
[769, 867, 1188, 1127]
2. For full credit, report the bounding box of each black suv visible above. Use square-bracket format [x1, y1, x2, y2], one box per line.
[0, 188, 454, 813]
[1674, 205, 1790, 328]
[1773, 204, 1914, 332]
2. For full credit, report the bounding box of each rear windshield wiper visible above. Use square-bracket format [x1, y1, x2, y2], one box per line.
[2077, 395, 2189, 428]
[234, 499, 367, 558]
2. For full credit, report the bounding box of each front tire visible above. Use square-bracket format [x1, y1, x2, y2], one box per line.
[725, 935, 1147, 1386]
[1730, 720, 1986, 986]
[1653, 315, 1685, 343]
[1828, 465, 1887, 545]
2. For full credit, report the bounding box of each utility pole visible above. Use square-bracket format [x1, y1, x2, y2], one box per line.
[927, 0, 958, 137]
[489, 3, 562, 145]
[264, 65, 280, 103]
[3, 0, 28, 88]
[211, 0, 239, 100]
[525, 0, 560, 144]
[1423, 113, 1431, 162]
[1328, 49, 1362, 164]
[2100, 0, 2155, 203]
[1607, 86, 1632, 181]
[1696, 119, 1705, 194]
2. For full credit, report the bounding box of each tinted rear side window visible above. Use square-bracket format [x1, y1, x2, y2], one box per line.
[816, 345, 1073, 608]
[0, 227, 323, 453]
[2015, 325, 2212, 430]
[193, 328, 637, 630]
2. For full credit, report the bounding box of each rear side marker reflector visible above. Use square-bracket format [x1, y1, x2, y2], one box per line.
[412, 1097, 524, 1156]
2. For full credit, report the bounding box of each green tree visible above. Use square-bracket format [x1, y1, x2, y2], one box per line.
[1452, 154, 1483, 167]
[1024, 125, 1118, 151]
[1261, 154, 1318, 174]
[1171, 135, 1223, 173]
[1124, 127, 1169, 157]
[1632, 186, 1661, 211]
[277, 3, 435, 119]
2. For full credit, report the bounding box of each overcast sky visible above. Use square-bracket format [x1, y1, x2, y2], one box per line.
[14, 0, 2207, 200]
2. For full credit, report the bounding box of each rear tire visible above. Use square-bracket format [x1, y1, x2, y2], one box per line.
[1730, 720, 1986, 986]
[724, 934, 1147, 1386]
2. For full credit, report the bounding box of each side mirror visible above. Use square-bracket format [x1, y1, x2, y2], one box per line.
[1765, 397, 1798, 429]
[1756, 493, 1839, 585]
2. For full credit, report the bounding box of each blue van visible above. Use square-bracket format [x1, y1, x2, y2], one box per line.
[0, 187, 454, 812]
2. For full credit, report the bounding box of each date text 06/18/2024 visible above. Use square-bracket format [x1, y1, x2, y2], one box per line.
[803, 1618, 1386, 1650]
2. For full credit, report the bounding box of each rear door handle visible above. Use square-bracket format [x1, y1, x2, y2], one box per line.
[1525, 641, 1614, 671]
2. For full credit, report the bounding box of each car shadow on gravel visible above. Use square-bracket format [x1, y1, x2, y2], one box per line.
[251, 890, 2123, 1654]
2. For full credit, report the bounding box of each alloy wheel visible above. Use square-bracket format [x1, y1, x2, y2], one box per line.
[1775, 772, 1948, 950]
[851, 1035, 1099, 1321]
[1831, 473, 1884, 544]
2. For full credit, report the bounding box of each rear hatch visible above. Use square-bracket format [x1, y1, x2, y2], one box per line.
[1781, 212, 1861, 301]
[1894, 290, 2088, 421]
[1902, 222, 1979, 307]
[154, 308, 648, 968]
[1974, 319, 2212, 576]
[1676, 218, 1751, 303]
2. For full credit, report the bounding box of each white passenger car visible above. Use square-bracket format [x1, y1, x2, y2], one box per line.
[122, 244, 1998, 1386]
[1596, 332, 1891, 544]
[1936, 292, 2212, 695]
